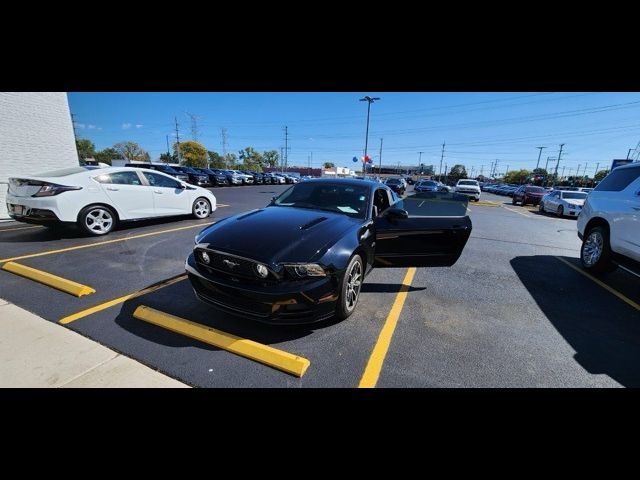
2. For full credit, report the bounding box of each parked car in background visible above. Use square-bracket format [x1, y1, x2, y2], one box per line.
[270, 173, 287, 184]
[414, 179, 440, 193]
[454, 179, 481, 201]
[221, 170, 243, 186]
[124, 163, 190, 183]
[201, 168, 229, 186]
[577, 162, 640, 276]
[7, 167, 216, 236]
[512, 185, 547, 206]
[170, 166, 210, 187]
[384, 177, 406, 195]
[539, 189, 588, 217]
[186, 178, 471, 323]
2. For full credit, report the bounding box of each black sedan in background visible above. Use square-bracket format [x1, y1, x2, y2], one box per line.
[186, 178, 472, 324]
[384, 177, 406, 195]
[172, 166, 210, 186]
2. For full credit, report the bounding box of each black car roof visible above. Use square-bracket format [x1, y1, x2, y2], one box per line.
[302, 177, 385, 192]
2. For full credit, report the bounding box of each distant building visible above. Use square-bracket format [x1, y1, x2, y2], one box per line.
[0, 92, 78, 219]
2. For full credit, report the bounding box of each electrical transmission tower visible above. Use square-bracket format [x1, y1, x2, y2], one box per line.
[186, 112, 201, 142]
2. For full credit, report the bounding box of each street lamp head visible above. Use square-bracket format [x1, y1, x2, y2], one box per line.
[359, 96, 381, 103]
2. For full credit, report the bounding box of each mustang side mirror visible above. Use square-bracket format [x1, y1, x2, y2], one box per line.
[384, 207, 409, 219]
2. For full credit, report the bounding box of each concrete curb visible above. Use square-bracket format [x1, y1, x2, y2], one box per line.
[0, 299, 189, 388]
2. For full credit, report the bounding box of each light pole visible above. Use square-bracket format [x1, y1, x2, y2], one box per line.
[359, 95, 380, 178]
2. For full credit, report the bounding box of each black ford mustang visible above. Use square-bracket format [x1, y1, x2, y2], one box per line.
[186, 178, 472, 324]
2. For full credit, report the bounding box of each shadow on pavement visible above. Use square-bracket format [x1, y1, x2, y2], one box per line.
[511, 255, 640, 387]
[0, 215, 215, 243]
[113, 278, 317, 350]
[361, 283, 425, 293]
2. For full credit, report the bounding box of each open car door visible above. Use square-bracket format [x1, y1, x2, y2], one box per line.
[374, 191, 472, 267]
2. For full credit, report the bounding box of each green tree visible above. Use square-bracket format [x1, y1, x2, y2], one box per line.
[238, 147, 264, 171]
[262, 150, 279, 168]
[208, 151, 227, 169]
[159, 153, 174, 164]
[532, 168, 548, 176]
[448, 164, 468, 182]
[504, 169, 530, 184]
[174, 140, 208, 168]
[594, 169, 608, 182]
[323, 162, 335, 169]
[225, 153, 238, 169]
[113, 141, 150, 161]
[93, 147, 121, 165]
[76, 138, 96, 160]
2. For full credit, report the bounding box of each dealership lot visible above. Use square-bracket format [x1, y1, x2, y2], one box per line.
[1, 186, 639, 387]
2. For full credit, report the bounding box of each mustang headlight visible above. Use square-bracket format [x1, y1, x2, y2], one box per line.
[285, 263, 326, 277]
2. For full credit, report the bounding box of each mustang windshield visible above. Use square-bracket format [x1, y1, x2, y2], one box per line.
[273, 183, 369, 218]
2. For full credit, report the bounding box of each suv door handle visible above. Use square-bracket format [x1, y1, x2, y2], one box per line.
[154, 190, 163, 194]
[106, 187, 119, 191]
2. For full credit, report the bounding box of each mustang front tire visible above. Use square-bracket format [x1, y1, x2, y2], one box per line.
[336, 254, 363, 321]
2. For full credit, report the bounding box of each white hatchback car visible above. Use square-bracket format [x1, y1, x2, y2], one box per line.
[6, 166, 217, 236]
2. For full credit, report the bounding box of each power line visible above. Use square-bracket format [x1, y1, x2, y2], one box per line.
[174, 117, 182, 163]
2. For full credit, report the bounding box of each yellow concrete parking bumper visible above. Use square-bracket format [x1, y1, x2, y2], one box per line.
[133, 305, 311, 377]
[1, 262, 96, 297]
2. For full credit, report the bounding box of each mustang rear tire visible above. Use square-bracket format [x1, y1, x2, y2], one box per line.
[336, 254, 364, 321]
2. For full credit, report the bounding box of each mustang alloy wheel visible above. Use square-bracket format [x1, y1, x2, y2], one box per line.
[336, 254, 363, 320]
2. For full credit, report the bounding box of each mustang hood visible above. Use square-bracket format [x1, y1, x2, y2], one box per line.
[196, 206, 360, 265]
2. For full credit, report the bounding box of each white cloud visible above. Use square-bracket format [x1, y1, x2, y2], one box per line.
[122, 123, 132, 129]
[87, 124, 96, 130]
[135, 124, 144, 129]
[76, 123, 86, 129]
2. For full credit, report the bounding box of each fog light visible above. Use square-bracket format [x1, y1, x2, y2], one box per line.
[256, 263, 269, 278]
[201, 251, 210, 264]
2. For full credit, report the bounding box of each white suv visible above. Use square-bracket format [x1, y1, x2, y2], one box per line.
[455, 179, 480, 202]
[577, 162, 640, 277]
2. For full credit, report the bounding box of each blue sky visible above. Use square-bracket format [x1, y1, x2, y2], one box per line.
[68, 92, 640, 176]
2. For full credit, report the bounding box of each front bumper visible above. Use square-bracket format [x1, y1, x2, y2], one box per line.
[564, 207, 582, 217]
[185, 254, 339, 324]
[456, 190, 480, 200]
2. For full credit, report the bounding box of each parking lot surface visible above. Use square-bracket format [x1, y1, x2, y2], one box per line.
[2, 186, 639, 387]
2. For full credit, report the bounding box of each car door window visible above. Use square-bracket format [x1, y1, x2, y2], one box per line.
[373, 188, 390, 217]
[595, 167, 640, 192]
[143, 171, 181, 189]
[94, 171, 143, 185]
[392, 193, 468, 217]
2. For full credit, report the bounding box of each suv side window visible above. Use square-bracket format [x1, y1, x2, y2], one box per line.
[143, 171, 182, 189]
[595, 167, 640, 192]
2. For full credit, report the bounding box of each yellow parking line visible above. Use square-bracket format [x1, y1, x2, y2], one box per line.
[474, 201, 501, 207]
[555, 256, 640, 312]
[503, 205, 532, 218]
[0, 222, 214, 264]
[359, 267, 416, 388]
[2, 261, 95, 297]
[0, 225, 43, 232]
[133, 305, 310, 377]
[59, 274, 187, 324]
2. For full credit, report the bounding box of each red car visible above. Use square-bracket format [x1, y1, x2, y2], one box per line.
[512, 185, 547, 206]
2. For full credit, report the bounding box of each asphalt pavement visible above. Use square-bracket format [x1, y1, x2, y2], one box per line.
[1, 186, 639, 387]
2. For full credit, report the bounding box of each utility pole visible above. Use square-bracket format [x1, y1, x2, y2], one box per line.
[553, 143, 564, 186]
[284, 126, 289, 172]
[480, 165, 484, 177]
[280, 147, 284, 173]
[576, 164, 581, 179]
[493, 159, 499, 178]
[378, 138, 383, 175]
[186, 112, 201, 141]
[359, 96, 380, 176]
[594, 162, 600, 180]
[174, 117, 182, 163]
[165, 135, 170, 158]
[439, 142, 446, 181]
[561, 165, 566, 180]
[535, 146, 546, 170]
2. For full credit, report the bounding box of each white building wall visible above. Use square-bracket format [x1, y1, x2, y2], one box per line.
[0, 92, 78, 219]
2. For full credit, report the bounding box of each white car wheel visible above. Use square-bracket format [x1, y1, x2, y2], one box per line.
[192, 198, 211, 219]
